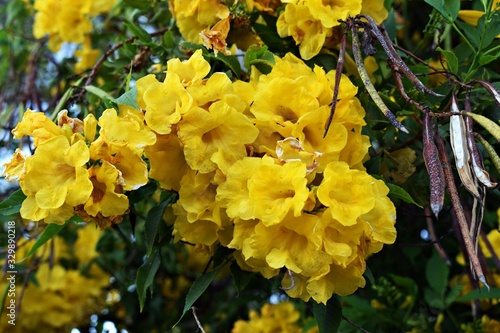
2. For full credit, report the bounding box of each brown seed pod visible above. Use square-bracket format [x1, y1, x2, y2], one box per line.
[422, 108, 445, 218]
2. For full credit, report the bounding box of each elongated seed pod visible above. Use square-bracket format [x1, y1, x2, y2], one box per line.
[423, 109, 445, 218]
[465, 113, 497, 188]
[473, 80, 500, 108]
[449, 94, 481, 199]
[475, 132, 500, 177]
[350, 24, 409, 133]
[360, 14, 442, 97]
[435, 134, 490, 291]
[465, 112, 500, 142]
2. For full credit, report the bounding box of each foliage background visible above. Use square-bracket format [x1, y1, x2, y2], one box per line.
[1, 0, 500, 332]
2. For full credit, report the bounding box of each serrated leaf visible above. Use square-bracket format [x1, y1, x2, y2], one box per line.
[425, 252, 449, 294]
[312, 296, 342, 333]
[385, 182, 423, 208]
[174, 264, 224, 327]
[124, 21, 152, 43]
[85, 85, 115, 101]
[114, 86, 139, 109]
[0, 189, 26, 216]
[17, 217, 78, 263]
[136, 249, 161, 311]
[436, 47, 458, 74]
[230, 262, 254, 296]
[144, 192, 177, 257]
[455, 287, 500, 302]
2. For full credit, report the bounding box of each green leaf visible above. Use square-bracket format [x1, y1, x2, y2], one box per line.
[0, 189, 26, 216]
[385, 182, 423, 208]
[244, 45, 275, 74]
[479, 54, 498, 66]
[136, 249, 161, 312]
[436, 47, 458, 74]
[114, 86, 139, 109]
[455, 287, 500, 302]
[18, 217, 78, 263]
[208, 53, 241, 79]
[230, 262, 254, 296]
[124, 21, 152, 43]
[425, 252, 449, 294]
[479, 13, 500, 49]
[312, 296, 342, 333]
[163, 31, 175, 50]
[424, 0, 459, 21]
[85, 85, 115, 102]
[455, 20, 481, 48]
[174, 264, 224, 327]
[144, 192, 177, 257]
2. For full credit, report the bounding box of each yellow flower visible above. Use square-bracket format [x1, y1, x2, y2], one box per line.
[84, 161, 129, 227]
[217, 155, 310, 226]
[167, 49, 211, 87]
[482, 315, 500, 333]
[12, 109, 62, 147]
[20, 135, 92, 224]
[177, 100, 259, 173]
[2, 148, 27, 182]
[169, 0, 229, 44]
[459, 1, 500, 25]
[361, 0, 389, 24]
[306, 0, 362, 29]
[232, 302, 303, 333]
[317, 161, 376, 226]
[145, 133, 190, 191]
[0, 223, 110, 332]
[97, 108, 156, 155]
[277, 3, 331, 60]
[172, 170, 231, 246]
[74, 36, 100, 73]
[142, 73, 193, 135]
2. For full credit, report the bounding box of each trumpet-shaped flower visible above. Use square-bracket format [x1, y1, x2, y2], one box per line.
[12, 109, 62, 146]
[169, 0, 229, 44]
[177, 100, 259, 174]
[84, 161, 129, 227]
[317, 161, 376, 226]
[217, 156, 309, 226]
[19, 135, 92, 224]
[143, 73, 193, 135]
[277, 3, 330, 60]
[145, 133, 190, 191]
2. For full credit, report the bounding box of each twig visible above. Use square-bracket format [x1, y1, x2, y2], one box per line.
[425, 205, 451, 265]
[435, 133, 489, 290]
[191, 307, 206, 333]
[324, 29, 347, 137]
[73, 28, 168, 103]
[342, 315, 372, 333]
[350, 21, 409, 133]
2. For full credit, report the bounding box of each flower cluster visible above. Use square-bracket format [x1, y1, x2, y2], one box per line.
[277, 0, 389, 59]
[4, 49, 396, 303]
[135, 50, 396, 303]
[168, 0, 387, 60]
[231, 301, 316, 333]
[3, 107, 155, 228]
[0, 223, 110, 332]
[32, 0, 117, 71]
